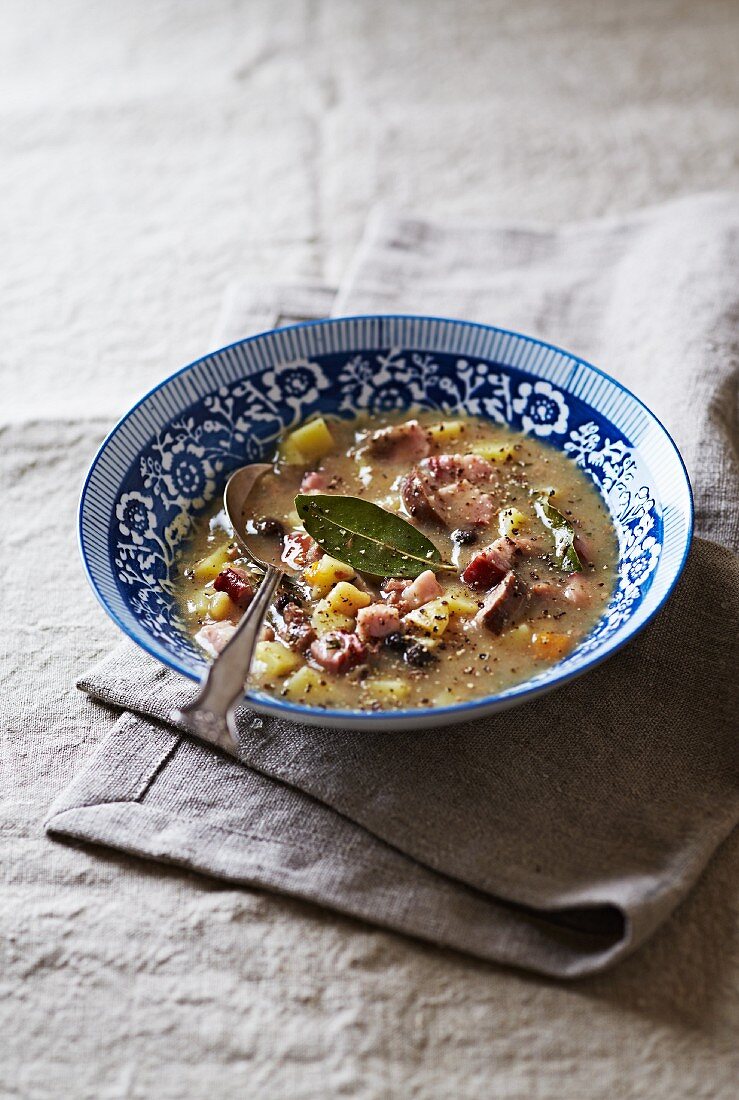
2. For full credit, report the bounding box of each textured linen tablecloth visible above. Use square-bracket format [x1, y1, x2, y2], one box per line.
[46, 193, 739, 980]
[4, 5, 739, 1094]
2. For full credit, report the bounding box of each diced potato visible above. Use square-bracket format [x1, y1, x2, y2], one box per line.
[498, 507, 528, 538]
[403, 598, 451, 638]
[427, 420, 466, 443]
[279, 417, 335, 464]
[443, 591, 480, 617]
[303, 554, 356, 598]
[471, 441, 516, 463]
[508, 623, 532, 649]
[324, 581, 371, 617]
[187, 590, 212, 618]
[363, 678, 411, 706]
[282, 665, 330, 702]
[208, 591, 235, 621]
[252, 641, 303, 680]
[311, 600, 356, 637]
[192, 543, 233, 581]
[531, 631, 573, 661]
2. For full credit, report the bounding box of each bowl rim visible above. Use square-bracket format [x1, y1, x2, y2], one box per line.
[79, 313, 694, 727]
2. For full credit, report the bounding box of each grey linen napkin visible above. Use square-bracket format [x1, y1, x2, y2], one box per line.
[47, 194, 739, 979]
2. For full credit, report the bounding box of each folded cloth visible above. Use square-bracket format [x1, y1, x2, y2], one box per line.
[47, 194, 739, 978]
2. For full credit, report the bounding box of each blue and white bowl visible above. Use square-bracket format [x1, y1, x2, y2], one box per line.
[79, 316, 693, 729]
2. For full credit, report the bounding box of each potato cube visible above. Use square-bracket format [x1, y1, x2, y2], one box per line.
[252, 641, 303, 681]
[192, 543, 234, 581]
[187, 590, 212, 618]
[472, 441, 516, 463]
[443, 591, 480, 617]
[427, 420, 466, 444]
[208, 591, 235, 621]
[531, 631, 572, 661]
[303, 554, 356, 598]
[311, 600, 356, 637]
[362, 678, 411, 706]
[279, 417, 335, 464]
[282, 665, 330, 702]
[324, 581, 371, 617]
[403, 598, 450, 637]
[498, 507, 528, 538]
[508, 623, 532, 649]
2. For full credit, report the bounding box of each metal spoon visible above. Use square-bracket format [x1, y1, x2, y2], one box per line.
[170, 463, 287, 752]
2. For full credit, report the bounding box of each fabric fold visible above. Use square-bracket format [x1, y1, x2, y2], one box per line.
[47, 197, 739, 978]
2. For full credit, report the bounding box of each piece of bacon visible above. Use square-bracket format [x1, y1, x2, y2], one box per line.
[461, 537, 518, 590]
[475, 571, 527, 634]
[272, 595, 316, 652]
[563, 573, 594, 607]
[310, 631, 368, 673]
[300, 470, 330, 492]
[380, 578, 412, 607]
[400, 569, 443, 611]
[358, 419, 430, 463]
[194, 621, 237, 657]
[401, 453, 499, 528]
[379, 570, 442, 612]
[356, 603, 401, 642]
[213, 566, 254, 608]
[281, 530, 324, 570]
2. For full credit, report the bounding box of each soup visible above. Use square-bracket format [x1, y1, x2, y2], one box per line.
[172, 412, 617, 710]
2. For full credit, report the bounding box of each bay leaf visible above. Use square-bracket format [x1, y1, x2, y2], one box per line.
[294, 494, 456, 579]
[533, 495, 583, 572]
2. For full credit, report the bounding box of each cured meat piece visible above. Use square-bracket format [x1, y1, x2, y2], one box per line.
[461, 536, 518, 590]
[310, 631, 368, 673]
[358, 419, 430, 463]
[281, 530, 324, 570]
[400, 569, 443, 611]
[563, 573, 594, 607]
[213, 566, 253, 608]
[272, 595, 316, 652]
[401, 453, 498, 528]
[194, 621, 237, 657]
[380, 577, 412, 606]
[461, 535, 542, 590]
[379, 570, 443, 612]
[356, 603, 401, 642]
[300, 471, 330, 492]
[475, 571, 527, 634]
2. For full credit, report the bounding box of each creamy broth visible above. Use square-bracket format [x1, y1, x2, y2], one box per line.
[172, 412, 617, 710]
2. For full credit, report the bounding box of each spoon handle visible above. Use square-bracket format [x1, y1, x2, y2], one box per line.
[171, 564, 282, 752]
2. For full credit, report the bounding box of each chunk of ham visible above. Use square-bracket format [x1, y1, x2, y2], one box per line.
[461, 535, 541, 590]
[462, 536, 518, 590]
[195, 621, 237, 657]
[401, 453, 499, 528]
[213, 566, 253, 608]
[281, 530, 324, 570]
[356, 602, 401, 642]
[380, 577, 412, 607]
[563, 573, 594, 607]
[300, 470, 330, 492]
[475, 571, 527, 634]
[358, 419, 430, 463]
[401, 569, 443, 610]
[272, 595, 316, 652]
[310, 631, 368, 673]
[380, 569, 442, 612]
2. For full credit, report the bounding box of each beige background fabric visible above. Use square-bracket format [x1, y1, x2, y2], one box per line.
[2, 2, 739, 1097]
[48, 195, 739, 979]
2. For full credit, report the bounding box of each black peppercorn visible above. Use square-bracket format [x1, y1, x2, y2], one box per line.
[451, 526, 478, 546]
[404, 643, 437, 668]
